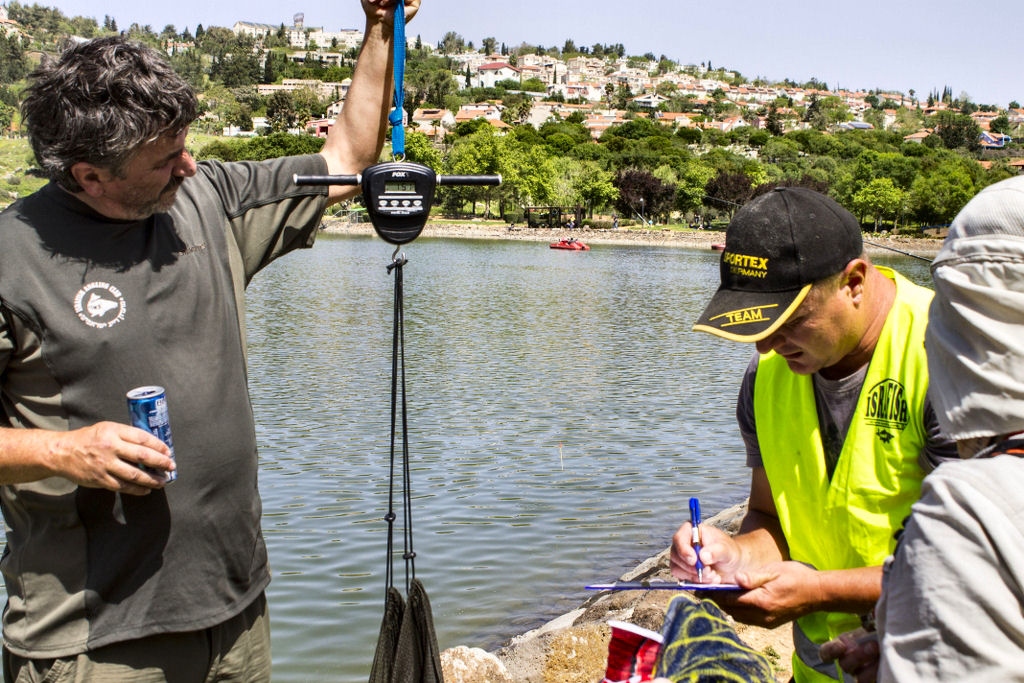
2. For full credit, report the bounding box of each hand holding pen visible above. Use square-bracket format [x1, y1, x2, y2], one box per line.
[670, 503, 746, 586]
[690, 497, 704, 583]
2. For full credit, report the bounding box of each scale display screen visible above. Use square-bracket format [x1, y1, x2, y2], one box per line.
[385, 181, 417, 193]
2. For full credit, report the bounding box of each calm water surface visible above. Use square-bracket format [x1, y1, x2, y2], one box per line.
[244, 234, 933, 681]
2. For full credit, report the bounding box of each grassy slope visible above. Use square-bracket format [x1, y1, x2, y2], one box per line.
[0, 138, 45, 204]
[0, 132, 225, 209]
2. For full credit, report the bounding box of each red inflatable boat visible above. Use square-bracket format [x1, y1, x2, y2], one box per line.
[550, 238, 590, 251]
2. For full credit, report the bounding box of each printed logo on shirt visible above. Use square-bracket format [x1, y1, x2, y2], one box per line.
[863, 378, 909, 432]
[74, 282, 127, 329]
[174, 242, 208, 257]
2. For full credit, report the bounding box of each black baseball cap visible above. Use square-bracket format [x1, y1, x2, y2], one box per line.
[693, 187, 863, 342]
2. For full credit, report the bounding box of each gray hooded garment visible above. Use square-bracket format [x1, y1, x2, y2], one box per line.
[927, 175, 1024, 441]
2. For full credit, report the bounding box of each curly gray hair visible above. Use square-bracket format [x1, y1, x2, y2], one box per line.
[21, 36, 198, 191]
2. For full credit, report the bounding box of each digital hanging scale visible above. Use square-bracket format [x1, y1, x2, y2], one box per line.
[295, 162, 502, 245]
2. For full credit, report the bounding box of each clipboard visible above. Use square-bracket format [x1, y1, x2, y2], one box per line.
[585, 581, 743, 591]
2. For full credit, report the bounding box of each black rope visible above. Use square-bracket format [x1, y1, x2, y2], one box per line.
[863, 239, 933, 262]
[385, 253, 416, 595]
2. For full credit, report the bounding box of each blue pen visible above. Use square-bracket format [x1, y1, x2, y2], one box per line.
[689, 497, 704, 583]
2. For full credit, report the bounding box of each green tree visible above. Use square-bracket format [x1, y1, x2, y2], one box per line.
[550, 157, 617, 217]
[261, 50, 287, 84]
[890, 107, 925, 135]
[500, 93, 533, 125]
[748, 130, 770, 148]
[168, 48, 205, 90]
[862, 108, 885, 131]
[204, 29, 264, 86]
[908, 160, 975, 225]
[851, 177, 905, 230]
[124, 23, 159, 46]
[989, 114, 1011, 135]
[932, 110, 981, 152]
[402, 130, 442, 170]
[199, 83, 240, 120]
[290, 86, 325, 124]
[444, 126, 554, 218]
[520, 77, 546, 93]
[439, 31, 464, 55]
[613, 83, 632, 109]
[0, 32, 28, 83]
[452, 118, 490, 138]
[405, 55, 459, 109]
[851, 150, 919, 190]
[674, 160, 716, 217]
[0, 101, 14, 134]
[240, 132, 324, 160]
[574, 162, 618, 217]
[803, 95, 850, 130]
[761, 137, 801, 164]
[674, 126, 702, 145]
[195, 139, 241, 162]
[196, 132, 324, 161]
[765, 102, 784, 136]
[266, 90, 301, 132]
[538, 119, 591, 152]
[7, 1, 63, 33]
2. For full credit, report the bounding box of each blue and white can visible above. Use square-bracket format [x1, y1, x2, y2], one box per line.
[126, 385, 177, 482]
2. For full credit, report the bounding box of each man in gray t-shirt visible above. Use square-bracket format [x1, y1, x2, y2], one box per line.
[0, 1, 420, 680]
[736, 355, 953, 479]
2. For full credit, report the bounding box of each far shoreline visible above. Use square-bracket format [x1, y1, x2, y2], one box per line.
[320, 218, 946, 260]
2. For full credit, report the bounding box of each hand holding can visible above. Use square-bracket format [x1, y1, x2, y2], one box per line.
[126, 386, 177, 482]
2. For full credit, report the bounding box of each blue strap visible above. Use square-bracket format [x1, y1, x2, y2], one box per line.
[388, 1, 406, 158]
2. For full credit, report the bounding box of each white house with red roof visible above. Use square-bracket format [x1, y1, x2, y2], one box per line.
[455, 102, 504, 124]
[472, 62, 521, 89]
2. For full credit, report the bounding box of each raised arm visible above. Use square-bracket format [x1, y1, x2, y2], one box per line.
[319, 0, 421, 203]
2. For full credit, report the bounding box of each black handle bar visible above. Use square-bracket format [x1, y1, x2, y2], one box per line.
[293, 174, 502, 187]
[293, 174, 361, 186]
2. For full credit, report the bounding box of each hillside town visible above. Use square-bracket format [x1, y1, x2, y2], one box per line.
[0, 4, 1020, 230]
[225, 12, 1021, 152]
[0, 4, 1019, 149]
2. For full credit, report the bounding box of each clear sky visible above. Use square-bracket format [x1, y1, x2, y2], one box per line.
[41, 0, 1024, 108]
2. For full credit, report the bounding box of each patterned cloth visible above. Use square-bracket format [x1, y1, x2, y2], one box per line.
[653, 596, 775, 682]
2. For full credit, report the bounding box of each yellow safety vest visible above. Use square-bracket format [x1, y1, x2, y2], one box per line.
[753, 268, 933, 682]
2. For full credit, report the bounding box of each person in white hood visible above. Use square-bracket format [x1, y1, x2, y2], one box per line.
[822, 174, 1024, 681]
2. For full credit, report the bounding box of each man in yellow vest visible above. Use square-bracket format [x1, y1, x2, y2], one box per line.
[669, 187, 957, 681]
